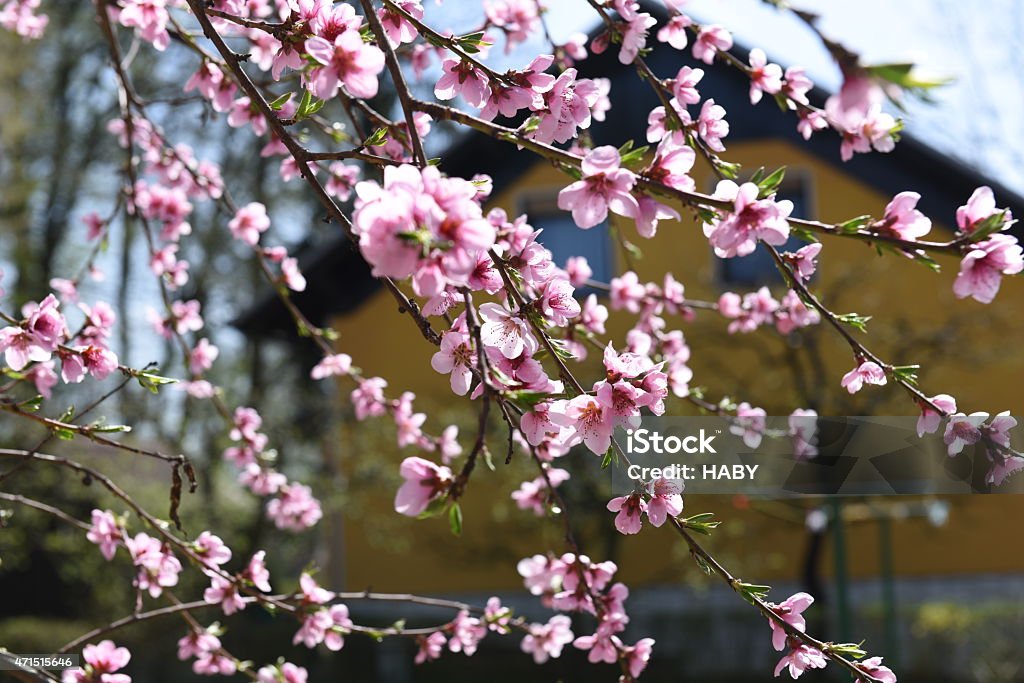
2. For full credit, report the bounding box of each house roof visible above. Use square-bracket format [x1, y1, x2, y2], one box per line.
[236, 3, 1024, 337]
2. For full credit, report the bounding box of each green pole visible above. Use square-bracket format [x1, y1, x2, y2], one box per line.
[830, 499, 852, 642]
[878, 514, 900, 666]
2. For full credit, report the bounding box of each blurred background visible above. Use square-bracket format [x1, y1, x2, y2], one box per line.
[1, 1, 1022, 681]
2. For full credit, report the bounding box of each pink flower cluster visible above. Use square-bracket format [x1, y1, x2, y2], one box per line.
[63, 640, 131, 683]
[516, 553, 654, 676]
[718, 287, 820, 336]
[704, 180, 793, 258]
[0, 0, 47, 39]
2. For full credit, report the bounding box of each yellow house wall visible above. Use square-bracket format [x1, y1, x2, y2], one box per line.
[328, 138, 1024, 594]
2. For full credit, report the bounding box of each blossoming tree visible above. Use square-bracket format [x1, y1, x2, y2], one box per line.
[0, 0, 1021, 682]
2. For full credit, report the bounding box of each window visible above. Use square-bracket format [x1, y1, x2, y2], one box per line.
[718, 178, 813, 286]
[519, 193, 615, 285]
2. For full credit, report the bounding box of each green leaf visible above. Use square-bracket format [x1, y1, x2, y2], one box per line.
[969, 209, 1012, 242]
[268, 92, 292, 110]
[738, 581, 772, 603]
[619, 143, 650, 168]
[865, 62, 954, 93]
[836, 313, 871, 334]
[136, 370, 178, 394]
[295, 89, 313, 118]
[417, 495, 448, 520]
[364, 127, 389, 147]
[680, 512, 721, 536]
[756, 166, 786, 198]
[837, 215, 873, 234]
[55, 428, 75, 441]
[448, 502, 463, 536]
[890, 364, 920, 386]
[600, 448, 616, 469]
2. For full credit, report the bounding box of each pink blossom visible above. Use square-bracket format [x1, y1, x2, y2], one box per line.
[512, 468, 570, 515]
[704, 180, 792, 257]
[448, 610, 487, 655]
[377, 0, 422, 45]
[63, 640, 131, 683]
[645, 477, 684, 526]
[437, 424, 463, 464]
[789, 409, 819, 460]
[697, 98, 729, 152]
[529, 68, 603, 144]
[484, 596, 511, 633]
[485, 0, 539, 50]
[539, 277, 581, 325]
[625, 638, 655, 678]
[670, 65, 703, 105]
[550, 395, 615, 455]
[204, 575, 245, 615]
[607, 493, 647, 534]
[916, 394, 956, 437]
[610, 271, 646, 313]
[352, 377, 388, 420]
[857, 657, 897, 683]
[194, 531, 232, 568]
[840, 360, 887, 394]
[189, 338, 219, 375]
[325, 162, 360, 201]
[323, 604, 353, 651]
[229, 202, 270, 246]
[952, 234, 1023, 304]
[957, 186, 1008, 234]
[943, 413, 988, 455]
[26, 360, 58, 399]
[414, 632, 447, 664]
[797, 109, 828, 140]
[635, 195, 680, 238]
[748, 48, 783, 104]
[298, 572, 335, 605]
[657, 14, 692, 50]
[244, 550, 272, 592]
[775, 290, 820, 334]
[619, 12, 656, 64]
[1, 0, 49, 39]
[479, 302, 537, 359]
[581, 294, 609, 334]
[521, 615, 574, 663]
[394, 391, 427, 447]
[239, 463, 287, 495]
[394, 456, 453, 516]
[558, 146, 639, 228]
[125, 532, 181, 598]
[562, 32, 589, 62]
[692, 24, 732, 64]
[117, 0, 170, 50]
[565, 256, 593, 287]
[311, 353, 352, 380]
[431, 330, 476, 395]
[783, 66, 813, 107]
[879, 192, 931, 240]
[267, 483, 323, 531]
[732, 402, 767, 449]
[435, 58, 491, 108]
[766, 592, 814, 650]
[258, 663, 308, 683]
[86, 509, 122, 561]
[305, 29, 385, 100]
[171, 299, 204, 335]
[573, 628, 622, 663]
[177, 628, 220, 663]
[790, 242, 821, 280]
[774, 643, 827, 679]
